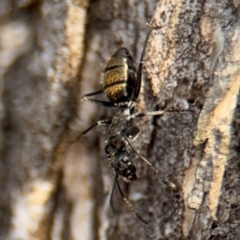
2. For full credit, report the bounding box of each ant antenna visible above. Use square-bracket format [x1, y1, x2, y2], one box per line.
[110, 174, 118, 212]
[110, 174, 148, 224]
[116, 176, 149, 224]
[125, 137, 158, 175]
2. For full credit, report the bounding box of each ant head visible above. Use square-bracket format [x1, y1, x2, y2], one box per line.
[111, 151, 137, 181]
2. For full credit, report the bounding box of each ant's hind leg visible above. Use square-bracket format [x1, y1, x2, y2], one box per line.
[81, 90, 115, 107]
[82, 89, 104, 98]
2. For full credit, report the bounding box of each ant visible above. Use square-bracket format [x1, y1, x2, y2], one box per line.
[80, 29, 166, 223]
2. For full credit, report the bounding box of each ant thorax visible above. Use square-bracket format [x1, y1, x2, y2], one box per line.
[122, 107, 131, 120]
[116, 101, 137, 120]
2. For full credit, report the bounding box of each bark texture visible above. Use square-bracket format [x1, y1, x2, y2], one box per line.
[0, 0, 240, 240]
[0, 0, 89, 239]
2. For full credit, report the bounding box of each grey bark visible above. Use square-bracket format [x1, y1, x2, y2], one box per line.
[0, 0, 89, 239]
[0, 0, 240, 240]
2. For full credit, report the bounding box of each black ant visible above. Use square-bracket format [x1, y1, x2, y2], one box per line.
[80, 29, 166, 223]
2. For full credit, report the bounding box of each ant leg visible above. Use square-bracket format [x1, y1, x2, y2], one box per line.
[72, 119, 111, 144]
[132, 24, 153, 103]
[132, 110, 165, 118]
[116, 176, 148, 224]
[105, 143, 111, 158]
[132, 109, 193, 119]
[81, 90, 115, 107]
[82, 89, 104, 97]
[125, 137, 158, 175]
[81, 119, 111, 136]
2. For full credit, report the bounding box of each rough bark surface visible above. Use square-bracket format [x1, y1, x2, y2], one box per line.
[0, 0, 239, 240]
[0, 0, 88, 239]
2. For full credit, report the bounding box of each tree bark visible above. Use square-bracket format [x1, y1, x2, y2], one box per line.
[0, 0, 240, 240]
[0, 0, 89, 239]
